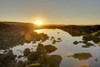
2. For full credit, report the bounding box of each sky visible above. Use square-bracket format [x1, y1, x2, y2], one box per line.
[0, 0, 100, 25]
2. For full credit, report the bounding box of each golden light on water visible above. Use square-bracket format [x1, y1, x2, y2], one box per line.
[34, 29, 43, 34]
[34, 20, 43, 25]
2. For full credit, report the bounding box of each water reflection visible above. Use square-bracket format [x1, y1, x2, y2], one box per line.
[0, 26, 100, 67]
[34, 29, 43, 34]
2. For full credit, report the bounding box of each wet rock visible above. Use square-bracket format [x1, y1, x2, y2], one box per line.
[52, 40, 56, 44]
[24, 48, 31, 56]
[57, 38, 62, 42]
[0, 50, 16, 67]
[82, 42, 94, 48]
[79, 41, 82, 43]
[82, 40, 87, 43]
[83, 34, 93, 41]
[28, 52, 40, 61]
[36, 43, 47, 55]
[45, 45, 57, 53]
[39, 33, 49, 42]
[73, 41, 78, 45]
[57, 38, 61, 41]
[18, 55, 23, 58]
[22, 60, 32, 67]
[39, 55, 62, 67]
[22, 60, 33, 67]
[31, 32, 41, 41]
[67, 53, 92, 60]
[17, 61, 23, 67]
[51, 36, 55, 40]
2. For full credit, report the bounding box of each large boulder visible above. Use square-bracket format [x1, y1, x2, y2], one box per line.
[39, 55, 62, 67]
[24, 48, 31, 56]
[45, 45, 57, 53]
[36, 43, 47, 55]
[28, 52, 40, 61]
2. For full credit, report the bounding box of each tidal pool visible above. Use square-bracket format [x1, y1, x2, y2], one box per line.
[0, 29, 100, 67]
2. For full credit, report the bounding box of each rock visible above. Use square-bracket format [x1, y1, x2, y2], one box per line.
[18, 55, 23, 58]
[82, 42, 94, 48]
[83, 34, 93, 41]
[22, 60, 32, 66]
[45, 45, 57, 53]
[39, 33, 49, 42]
[52, 40, 56, 44]
[36, 43, 47, 55]
[73, 41, 78, 45]
[67, 53, 92, 60]
[28, 52, 40, 61]
[39, 55, 62, 67]
[23, 48, 31, 56]
[0, 50, 16, 67]
[57, 38, 61, 41]
[57, 38, 62, 42]
[50, 36, 55, 40]
[17, 61, 23, 67]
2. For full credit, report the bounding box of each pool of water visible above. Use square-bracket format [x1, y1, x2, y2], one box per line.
[1, 29, 100, 67]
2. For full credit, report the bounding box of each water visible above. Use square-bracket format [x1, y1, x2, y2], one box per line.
[4, 29, 100, 67]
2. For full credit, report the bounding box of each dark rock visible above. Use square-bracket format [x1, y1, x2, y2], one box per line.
[82, 42, 94, 48]
[28, 52, 40, 61]
[73, 41, 78, 45]
[39, 55, 62, 67]
[18, 55, 23, 58]
[36, 43, 47, 55]
[52, 40, 56, 44]
[24, 48, 31, 56]
[0, 50, 16, 67]
[39, 33, 49, 42]
[45, 45, 57, 53]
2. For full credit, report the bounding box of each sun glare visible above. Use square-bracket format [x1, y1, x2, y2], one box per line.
[34, 20, 43, 25]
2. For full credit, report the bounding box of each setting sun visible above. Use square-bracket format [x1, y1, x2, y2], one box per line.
[34, 20, 43, 25]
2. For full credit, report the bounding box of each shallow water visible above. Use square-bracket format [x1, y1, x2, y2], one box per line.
[4, 29, 100, 67]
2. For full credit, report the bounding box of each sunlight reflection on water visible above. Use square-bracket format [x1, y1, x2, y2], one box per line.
[34, 29, 43, 34]
[2, 29, 100, 67]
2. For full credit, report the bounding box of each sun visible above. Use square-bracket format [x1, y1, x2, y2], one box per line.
[34, 20, 43, 25]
